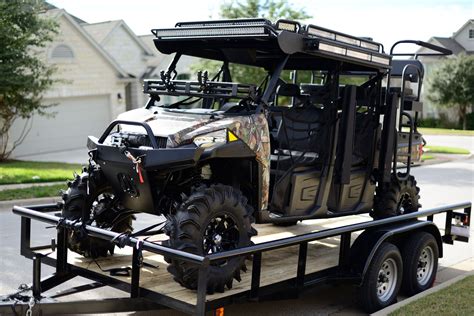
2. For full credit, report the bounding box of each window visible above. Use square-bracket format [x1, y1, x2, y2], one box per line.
[470, 29, 474, 39]
[51, 44, 74, 59]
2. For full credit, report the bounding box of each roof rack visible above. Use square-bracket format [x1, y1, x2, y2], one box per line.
[151, 18, 391, 70]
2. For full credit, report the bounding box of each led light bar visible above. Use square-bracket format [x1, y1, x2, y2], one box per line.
[316, 41, 390, 66]
[306, 24, 382, 53]
[175, 18, 271, 28]
[275, 19, 300, 32]
[152, 26, 269, 39]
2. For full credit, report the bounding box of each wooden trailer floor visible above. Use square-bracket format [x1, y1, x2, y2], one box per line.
[45, 214, 369, 306]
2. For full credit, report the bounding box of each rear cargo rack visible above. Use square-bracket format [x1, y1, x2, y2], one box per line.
[1, 202, 470, 316]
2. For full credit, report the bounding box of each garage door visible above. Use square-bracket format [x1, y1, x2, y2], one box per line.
[11, 95, 111, 157]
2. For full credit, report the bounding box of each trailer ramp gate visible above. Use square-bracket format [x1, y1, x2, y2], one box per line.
[0, 202, 470, 315]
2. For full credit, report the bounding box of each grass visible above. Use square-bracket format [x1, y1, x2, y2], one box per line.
[422, 154, 434, 160]
[0, 184, 65, 201]
[418, 127, 474, 136]
[0, 160, 82, 185]
[424, 145, 470, 155]
[390, 275, 474, 316]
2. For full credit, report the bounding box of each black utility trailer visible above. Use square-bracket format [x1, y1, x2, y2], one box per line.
[1, 201, 470, 315]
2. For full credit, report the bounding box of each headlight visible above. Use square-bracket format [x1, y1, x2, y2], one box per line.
[193, 129, 227, 148]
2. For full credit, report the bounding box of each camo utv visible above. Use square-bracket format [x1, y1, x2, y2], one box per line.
[61, 19, 451, 293]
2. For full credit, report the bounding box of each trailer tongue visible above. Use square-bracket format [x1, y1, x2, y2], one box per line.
[1, 202, 470, 315]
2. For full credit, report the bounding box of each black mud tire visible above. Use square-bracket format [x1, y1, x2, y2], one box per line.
[62, 171, 132, 258]
[372, 174, 421, 219]
[165, 184, 255, 294]
[401, 232, 439, 296]
[358, 242, 403, 313]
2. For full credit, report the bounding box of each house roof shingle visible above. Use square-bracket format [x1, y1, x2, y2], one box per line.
[82, 21, 122, 44]
[432, 37, 466, 55]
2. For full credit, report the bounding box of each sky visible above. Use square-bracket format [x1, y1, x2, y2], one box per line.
[48, 0, 473, 52]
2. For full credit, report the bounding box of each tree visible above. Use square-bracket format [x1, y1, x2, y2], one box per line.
[220, 0, 311, 21]
[191, 0, 311, 85]
[427, 54, 474, 130]
[0, 0, 59, 160]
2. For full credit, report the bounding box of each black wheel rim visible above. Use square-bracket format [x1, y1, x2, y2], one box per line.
[397, 192, 413, 214]
[203, 214, 240, 265]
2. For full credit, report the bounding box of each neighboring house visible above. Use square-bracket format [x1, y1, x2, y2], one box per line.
[8, 8, 169, 159]
[139, 34, 196, 104]
[417, 19, 474, 121]
[82, 21, 157, 110]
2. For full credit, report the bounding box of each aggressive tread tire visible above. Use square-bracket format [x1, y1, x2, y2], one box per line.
[372, 173, 421, 219]
[165, 184, 255, 294]
[401, 232, 439, 296]
[62, 171, 132, 258]
[358, 242, 403, 313]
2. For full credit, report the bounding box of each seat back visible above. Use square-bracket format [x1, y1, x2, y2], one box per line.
[277, 107, 324, 153]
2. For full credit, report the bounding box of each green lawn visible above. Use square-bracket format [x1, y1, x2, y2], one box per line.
[419, 127, 474, 136]
[0, 183, 65, 201]
[390, 275, 474, 316]
[0, 160, 82, 185]
[424, 145, 471, 155]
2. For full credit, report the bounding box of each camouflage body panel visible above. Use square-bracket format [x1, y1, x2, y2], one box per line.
[169, 114, 271, 210]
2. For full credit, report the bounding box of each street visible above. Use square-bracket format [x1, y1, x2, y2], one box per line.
[1, 155, 473, 315]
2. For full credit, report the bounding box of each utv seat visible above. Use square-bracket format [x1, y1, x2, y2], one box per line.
[351, 112, 377, 167]
[271, 106, 326, 171]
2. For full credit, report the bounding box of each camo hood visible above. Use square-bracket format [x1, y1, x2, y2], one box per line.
[117, 107, 271, 210]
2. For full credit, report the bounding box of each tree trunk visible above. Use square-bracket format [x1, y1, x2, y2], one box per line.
[459, 105, 467, 130]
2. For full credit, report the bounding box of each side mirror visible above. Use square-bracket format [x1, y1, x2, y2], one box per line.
[276, 83, 300, 97]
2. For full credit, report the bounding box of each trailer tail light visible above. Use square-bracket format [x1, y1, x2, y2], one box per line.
[451, 212, 470, 242]
[215, 307, 224, 316]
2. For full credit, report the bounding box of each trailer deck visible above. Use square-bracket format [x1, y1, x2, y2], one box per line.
[1, 202, 470, 315]
[45, 216, 358, 306]
[30, 215, 364, 308]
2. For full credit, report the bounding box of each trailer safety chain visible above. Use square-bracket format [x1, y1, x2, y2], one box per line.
[1, 284, 35, 316]
[25, 297, 35, 316]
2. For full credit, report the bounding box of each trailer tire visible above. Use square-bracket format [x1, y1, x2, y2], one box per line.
[358, 242, 403, 313]
[372, 174, 420, 219]
[401, 232, 439, 295]
[165, 184, 255, 294]
[62, 170, 133, 258]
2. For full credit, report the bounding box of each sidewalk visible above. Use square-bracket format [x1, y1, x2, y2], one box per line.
[0, 181, 65, 191]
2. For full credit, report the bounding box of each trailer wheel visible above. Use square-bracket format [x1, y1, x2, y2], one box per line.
[165, 184, 255, 294]
[401, 232, 439, 295]
[372, 174, 420, 219]
[358, 242, 403, 313]
[62, 171, 133, 258]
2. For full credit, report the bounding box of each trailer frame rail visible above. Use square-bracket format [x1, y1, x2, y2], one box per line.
[1, 202, 471, 315]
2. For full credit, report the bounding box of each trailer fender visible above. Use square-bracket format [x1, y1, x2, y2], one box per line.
[350, 220, 443, 284]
